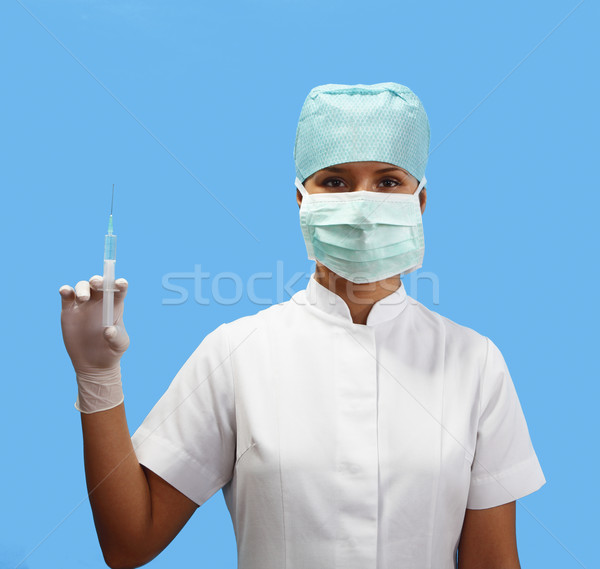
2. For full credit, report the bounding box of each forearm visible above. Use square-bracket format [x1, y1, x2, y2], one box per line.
[80, 401, 151, 567]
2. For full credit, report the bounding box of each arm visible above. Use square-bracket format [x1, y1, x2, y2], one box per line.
[81, 401, 198, 569]
[457, 501, 520, 569]
[61, 277, 198, 568]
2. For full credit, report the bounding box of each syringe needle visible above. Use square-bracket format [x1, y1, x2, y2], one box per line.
[111, 184, 115, 216]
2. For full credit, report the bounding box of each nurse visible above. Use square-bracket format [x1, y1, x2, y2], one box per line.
[60, 82, 546, 569]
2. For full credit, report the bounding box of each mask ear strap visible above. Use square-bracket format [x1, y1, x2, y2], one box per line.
[415, 175, 427, 196]
[295, 177, 309, 198]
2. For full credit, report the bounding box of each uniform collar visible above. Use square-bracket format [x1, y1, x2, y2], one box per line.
[304, 273, 408, 327]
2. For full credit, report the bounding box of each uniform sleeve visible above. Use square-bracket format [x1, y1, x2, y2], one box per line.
[466, 337, 546, 509]
[130, 322, 236, 507]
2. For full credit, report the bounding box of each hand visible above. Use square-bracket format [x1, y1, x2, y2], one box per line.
[60, 276, 130, 413]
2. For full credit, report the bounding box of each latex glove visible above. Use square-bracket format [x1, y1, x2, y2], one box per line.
[60, 275, 130, 414]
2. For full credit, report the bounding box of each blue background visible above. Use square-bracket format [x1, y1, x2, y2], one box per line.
[1, 0, 597, 567]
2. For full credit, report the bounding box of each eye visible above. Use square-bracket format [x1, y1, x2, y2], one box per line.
[322, 177, 347, 190]
[379, 177, 402, 188]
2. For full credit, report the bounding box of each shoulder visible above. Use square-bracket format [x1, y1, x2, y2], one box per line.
[404, 294, 490, 362]
[213, 295, 299, 346]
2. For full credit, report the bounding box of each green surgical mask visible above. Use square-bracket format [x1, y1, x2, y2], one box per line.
[295, 176, 426, 284]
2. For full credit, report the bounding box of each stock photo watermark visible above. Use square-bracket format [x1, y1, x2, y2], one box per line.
[161, 261, 440, 306]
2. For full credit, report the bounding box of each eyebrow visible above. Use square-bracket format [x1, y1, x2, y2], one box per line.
[322, 166, 406, 174]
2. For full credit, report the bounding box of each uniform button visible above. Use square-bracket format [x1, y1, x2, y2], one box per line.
[338, 462, 361, 473]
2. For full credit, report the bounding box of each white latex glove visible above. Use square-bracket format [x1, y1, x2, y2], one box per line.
[60, 275, 130, 414]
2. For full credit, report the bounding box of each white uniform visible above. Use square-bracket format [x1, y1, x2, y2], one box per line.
[131, 274, 546, 569]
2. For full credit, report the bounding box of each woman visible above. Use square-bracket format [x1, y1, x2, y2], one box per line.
[60, 82, 546, 569]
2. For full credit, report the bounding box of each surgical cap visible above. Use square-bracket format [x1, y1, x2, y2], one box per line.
[293, 82, 430, 183]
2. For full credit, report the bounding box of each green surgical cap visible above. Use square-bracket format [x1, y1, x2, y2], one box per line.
[293, 82, 430, 183]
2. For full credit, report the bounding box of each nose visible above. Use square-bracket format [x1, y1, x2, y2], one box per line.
[351, 182, 370, 192]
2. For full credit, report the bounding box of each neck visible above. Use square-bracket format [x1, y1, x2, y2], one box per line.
[313, 262, 402, 325]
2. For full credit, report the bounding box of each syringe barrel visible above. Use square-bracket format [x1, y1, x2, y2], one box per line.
[104, 233, 117, 261]
[103, 259, 116, 327]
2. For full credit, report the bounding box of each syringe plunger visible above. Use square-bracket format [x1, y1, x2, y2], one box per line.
[102, 211, 118, 327]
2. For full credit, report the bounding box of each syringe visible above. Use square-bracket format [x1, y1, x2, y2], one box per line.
[102, 184, 118, 327]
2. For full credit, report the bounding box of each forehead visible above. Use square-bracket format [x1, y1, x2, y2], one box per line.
[316, 161, 410, 176]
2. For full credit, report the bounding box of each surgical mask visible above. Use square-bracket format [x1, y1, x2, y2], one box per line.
[295, 176, 426, 284]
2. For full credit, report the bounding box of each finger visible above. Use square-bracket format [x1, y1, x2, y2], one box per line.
[75, 280, 91, 303]
[89, 275, 103, 300]
[114, 278, 129, 301]
[59, 285, 75, 309]
[89, 275, 103, 289]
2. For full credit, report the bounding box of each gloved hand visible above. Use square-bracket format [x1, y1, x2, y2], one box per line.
[60, 275, 130, 414]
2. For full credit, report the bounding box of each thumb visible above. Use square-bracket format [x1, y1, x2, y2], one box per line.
[103, 324, 130, 353]
[104, 325, 117, 340]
